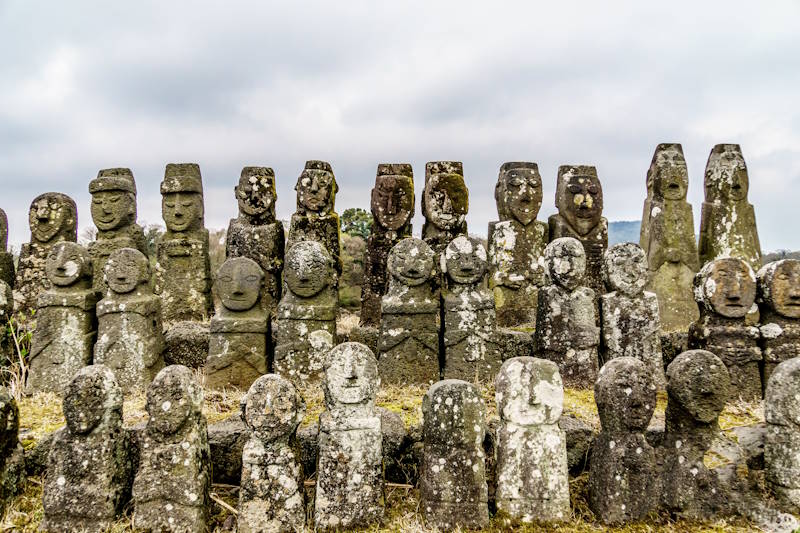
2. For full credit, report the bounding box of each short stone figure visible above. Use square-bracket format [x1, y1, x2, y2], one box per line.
[442, 235, 502, 382]
[16, 192, 77, 315]
[274, 240, 337, 383]
[378, 237, 440, 385]
[488, 162, 548, 328]
[765, 357, 800, 513]
[94, 248, 165, 392]
[422, 161, 468, 257]
[0, 208, 14, 289]
[699, 144, 762, 271]
[600, 242, 665, 388]
[421, 379, 489, 530]
[689, 258, 761, 400]
[640, 143, 700, 332]
[226, 166, 285, 314]
[27, 242, 97, 395]
[315, 343, 384, 529]
[239, 374, 306, 533]
[548, 165, 608, 303]
[535, 237, 600, 388]
[661, 349, 730, 519]
[0, 387, 25, 518]
[133, 365, 211, 532]
[87, 168, 148, 293]
[360, 163, 415, 327]
[42, 365, 132, 532]
[205, 257, 267, 391]
[758, 260, 800, 384]
[495, 357, 569, 523]
[0, 282, 12, 371]
[589, 357, 657, 525]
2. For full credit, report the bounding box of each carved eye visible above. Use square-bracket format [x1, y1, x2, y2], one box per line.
[165, 201, 176, 208]
[509, 178, 523, 187]
[219, 275, 233, 283]
[181, 202, 193, 208]
[568, 184, 582, 194]
[587, 185, 599, 194]
[246, 275, 260, 282]
[92, 198, 102, 205]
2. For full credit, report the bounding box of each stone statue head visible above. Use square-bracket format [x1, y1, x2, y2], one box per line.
[704, 144, 749, 203]
[596, 357, 656, 433]
[89, 168, 137, 232]
[495, 162, 543, 225]
[495, 357, 563, 426]
[765, 358, 800, 428]
[146, 365, 204, 437]
[323, 342, 379, 409]
[28, 192, 77, 244]
[0, 387, 19, 457]
[423, 161, 468, 231]
[423, 379, 485, 448]
[556, 165, 603, 236]
[63, 365, 122, 436]
[757, 259, 800, 319]
[244, 374, 305, 442]
[46, 242, 92, 288]
[215, 257, 264, 311]
[387, 238, 436, 287]
[160, 163, 204, 233]
[105, 248, 150, 294]
[0, 281, 12, 320]
[545, 237, 586, 291]
[295, 160, 337, 215]
[371, 163, 415, 231]
[666, 350, 729, 424]
[441, 236, 488, 286]
[284, 241, 334, 298]
[694, 258, 756, 318]
[0, 207, 8, 251]
[603, 242, 649, 296]
[648, 144, 688, 202]
[235, 167, 277, 223]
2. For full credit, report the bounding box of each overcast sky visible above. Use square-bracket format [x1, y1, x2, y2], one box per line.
[1, 1, 799, 251]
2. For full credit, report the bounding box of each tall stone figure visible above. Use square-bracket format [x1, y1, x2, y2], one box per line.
[239, 374, 306, 533]
[0, 387, 24, 519]
[495, 357, 569, 523]
[88, 168, 148, 293]
[640, 144, 700, 332]
[360, 163, 415, 327]
[488, 162, 548, 328]
[226, 166, 285, 314]
[699, 144, 762, 270]
[0, 282, 12, 371]
[765, 357, 800, 513]
[133, 365, 210, 533]
[42, 365, 132, 532]
[421, 379, 489, 530]
[689, 258, 761, 400]
[0, 208, 14, 290]
[27, 243, 97, 395]
[422, 161, 468, 257]
[16, 192, 77, 315]
[315, 343, 384, 529]
[758, 260, 800, 384]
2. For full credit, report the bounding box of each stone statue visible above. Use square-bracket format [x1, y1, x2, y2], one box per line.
[765, 357, 800, 513]
[42, 365, 132, 532]
[0, 208, 14, 290]
[0, 282, 11, 372]
[421, 379, 489, 530]
[422, 161, 468, 257]
[239, 374, 306, 532]
[360, 163, 415, 327]
[27, 242, 97, 395]
[689, 258, 761, 400]
[535, 237, 600, 388]
[378, 237, 440, 385]
[488, 162, 548, 327]
[758, 260, 800, 384]
[205, 257, 267, 391]
[315, 343, 384, 529]
[0, 387, 24, 518]
[133, 365, 210, 532]
[226, 166, 285, 314]
[589, 357, 657, 524]
[495, 357, 569, 523]
[94, 248, 165, 392]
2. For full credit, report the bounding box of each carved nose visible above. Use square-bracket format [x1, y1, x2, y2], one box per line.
[442, 194, 452, 213]
[310, 179, 319, 192]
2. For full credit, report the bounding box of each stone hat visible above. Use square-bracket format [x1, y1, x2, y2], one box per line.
[499, 161, 539, 173]
[425, 161, 463, 180]
[160, 163, 203, 194]
[304, 160, 333, 173]
[377, 163, 413, 177]
[89, 168, 137, 195]
[241, 166, 275, 179]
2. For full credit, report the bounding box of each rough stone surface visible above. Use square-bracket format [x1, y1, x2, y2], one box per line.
[489, 162, 548, 328]
[422, 161, 468, 258]
[421, 379, 489, 530]
[758, 259, 800, 384]
[589, 357, 657, 524]
[0, 281, 12, 372]
[535, 237, 600, 388]
[360, 163, 415, 327]
[132, 365, 211, 533]
[689, 258, 761, 400]
[27, 242, 97, 395]
[600, 242, 665, 388]
[0, 387, 25, 519]
[239, 374, 306, 532]
[0, 208, 14, 290]
[94, 248, 165, 392]
[315, 342, 384, 529]
[495, 357, 569, 523]
[765, 357, 800, 513]
[164, 321, 210, 368]
[41, 365, 132, 532]
[378, 237, 440, 385]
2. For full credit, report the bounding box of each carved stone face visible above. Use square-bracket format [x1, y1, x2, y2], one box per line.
[545, 237, 586, 291]
[496, 163, 542, 225]
[696, 258, 756, 318]
[105, 248, 149, 294]
[0, 387, 19, 454]
[63, 365, 121, 436]
[244, 374, 305, 442]
[296, 165, 336, 214]
[442, 236, 487, 286]
[704, 145, 749, 202]
[146, 365, 203, 437]
[496, 357, 563, 426]
[667, 350, 729, 424]
[29, 193, 77, 244]
[596, 357, 656, 432]
[765, 358, 800, 427]
[423, 380, 485, 447]
[652, 146, 689, 201]
[603, 243, 648, 296]
[46, 242, 91, 287]
[162, 192, 203, 233]
[758, 260, 800, 319]
[556, 166, 603, 236]
[284, 241, 332, 297]
[0, 281, 11, 320]
[91, 190, 136, 231]
[0, 208, 8, 250]
[216, 257, 263, 311]
[371, 173, 414, 231]
[423, 173, 468, 231]
[324, 343, 378, 407]
[387, 238, 435, 287]
[236, 168, 276, 221]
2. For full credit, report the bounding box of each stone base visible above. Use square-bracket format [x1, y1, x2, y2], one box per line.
[164, 321, 210, 368]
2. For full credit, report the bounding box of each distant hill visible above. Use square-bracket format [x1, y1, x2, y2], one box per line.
[608, 220, 641, 245]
